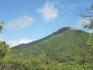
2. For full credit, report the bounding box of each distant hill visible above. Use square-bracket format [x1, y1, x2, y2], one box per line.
[12, 27, 93, 63]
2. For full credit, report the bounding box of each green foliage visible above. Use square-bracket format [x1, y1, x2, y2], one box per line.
[0, 42, 9, 58]
[0, 57, 93, 70]
[0, 27, 92, 70]
[81, 3, 93, 51]
[0, 21, 3, 32]
[87, 34, 93, 48]
[13, 27, 90, 63]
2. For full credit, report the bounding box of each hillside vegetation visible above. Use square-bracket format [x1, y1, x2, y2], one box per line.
[0, 27, 93, 70]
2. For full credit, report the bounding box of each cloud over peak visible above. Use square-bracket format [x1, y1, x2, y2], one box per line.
[38, 1, 59, 22]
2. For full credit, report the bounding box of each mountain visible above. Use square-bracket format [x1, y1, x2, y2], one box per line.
[12, 27, 92, 63]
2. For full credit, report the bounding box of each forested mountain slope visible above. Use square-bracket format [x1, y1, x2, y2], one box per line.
[12, 27, 92, 63]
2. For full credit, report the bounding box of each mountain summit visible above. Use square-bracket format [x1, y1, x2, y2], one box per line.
[12, 27, 91, 63]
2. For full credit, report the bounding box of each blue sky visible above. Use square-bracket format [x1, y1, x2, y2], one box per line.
[0, 0, 92, 47]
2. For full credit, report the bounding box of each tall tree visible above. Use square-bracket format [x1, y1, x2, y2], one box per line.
[0, 21, 9, 58]
[0, 42, 9, 58]
[81, 3, 93, 48]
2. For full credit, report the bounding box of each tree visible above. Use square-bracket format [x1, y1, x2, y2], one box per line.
[81, 3, 93, 49]
[0, 42, 9, 58]
[0, 21, 9, 58]
[0, 20, 3, 32]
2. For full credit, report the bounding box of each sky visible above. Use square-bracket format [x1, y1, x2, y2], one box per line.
[0, 0, 93, 47]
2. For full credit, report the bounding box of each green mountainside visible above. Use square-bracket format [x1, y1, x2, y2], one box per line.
[1, 27, 93, 70]
[12, 27, 93, 63]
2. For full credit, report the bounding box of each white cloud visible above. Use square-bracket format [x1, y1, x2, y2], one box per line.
[80, 18, 91, 27]
[38, 1, 59, 22]
[6, 16, 33, 30]
[79, 18, 93, 32]
[6, 39, 32, 47]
